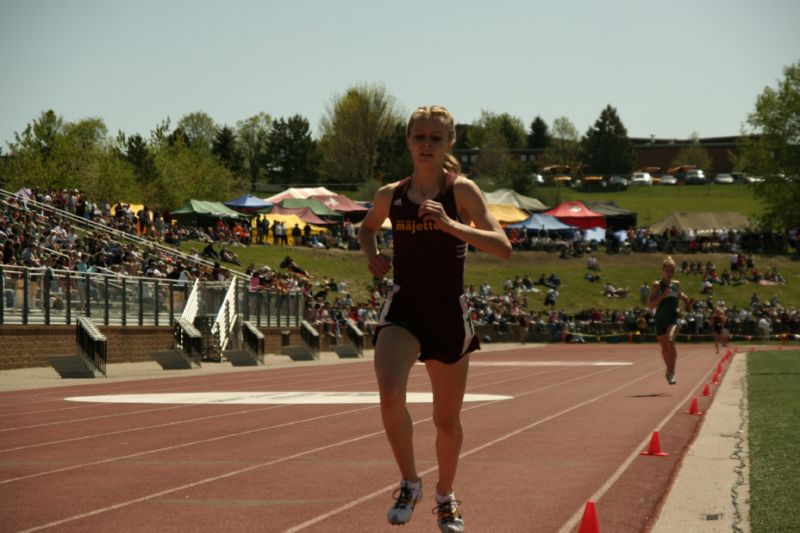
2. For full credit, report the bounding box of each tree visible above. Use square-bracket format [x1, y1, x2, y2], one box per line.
[670, 132, 713, 173]
[117, 133, 159, 187]
[527, 115, 551, 150]
[541, 116, 581, 173]
[374, 121, 412, 183]
[236, 113, 272, 191]
[467, 111, 527, 150]
[466, 111, 528, 192]
[177, 112, 219, 154]
[736, 60, 800, 229]
[318, 83, 403, 184]
[266, 114, 319, 185]
[152, 136, 244, 210]
[580, 105, 636, 175]
[212, 126, 244, 176]
[1, 111, 138, 201]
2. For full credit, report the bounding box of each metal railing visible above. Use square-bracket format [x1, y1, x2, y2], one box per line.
[181, 279, 201, 323]
[211, 279, 239, 352]
[0, 188, 246, 281]
[0, 265, 304, 327]
[76, 317, 107, 375]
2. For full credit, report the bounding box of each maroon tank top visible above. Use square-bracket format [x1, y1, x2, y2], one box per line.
[389, 174, 467, 299]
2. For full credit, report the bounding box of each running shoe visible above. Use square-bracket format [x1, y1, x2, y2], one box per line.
[387, 479, 422, 525]
[666, 372, 677, 385]
[434, 497, 464, 532]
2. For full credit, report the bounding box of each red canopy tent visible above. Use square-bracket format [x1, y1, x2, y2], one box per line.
[544, 201, 606, 229]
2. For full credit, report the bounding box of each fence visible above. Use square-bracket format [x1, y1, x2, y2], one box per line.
[0, 265, 304, 328]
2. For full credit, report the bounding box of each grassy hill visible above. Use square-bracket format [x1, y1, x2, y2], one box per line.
[186, 182, 796, 313]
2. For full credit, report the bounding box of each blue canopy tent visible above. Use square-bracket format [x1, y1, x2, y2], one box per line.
[224, 194, 273, 214]
[508, 213, 575, 233]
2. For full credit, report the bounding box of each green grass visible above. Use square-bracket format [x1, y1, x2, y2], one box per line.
[538, 183, 764, 226]
[178, 182, 792, 311]
[189, 242, 800, 315]
[748, 350, 800, 532]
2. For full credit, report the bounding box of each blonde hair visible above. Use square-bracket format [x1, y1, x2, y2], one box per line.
[663, 256, 676, 268]
[406, 105, 460, 175]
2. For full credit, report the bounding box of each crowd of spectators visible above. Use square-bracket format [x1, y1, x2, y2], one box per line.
[506, 223, 800, 257]
[2, 186, 798, 341]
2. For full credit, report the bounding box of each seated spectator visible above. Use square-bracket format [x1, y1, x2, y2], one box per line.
[603, 283, 629, 298]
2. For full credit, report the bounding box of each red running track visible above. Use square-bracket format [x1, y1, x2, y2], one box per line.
[0, 343, 733, 532]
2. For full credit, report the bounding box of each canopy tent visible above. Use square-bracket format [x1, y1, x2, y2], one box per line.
[648, 212, 753, 236]
[224, 194, 273, 214]
[583, 227, 608, 242]
[269, 206, 334, 226]
[276, 198, 344, 221]
[507, 213, 575, 232]
[252, 213, 327, 245]
[486, 204, 530, 226]
[309, 194, 369, 215]
[544, 201, 606, 229]
[584, 201, 637, 231]
[170, 199, 245, 226]
[264, 186, 337, 204]
[483, 189, 549, 212]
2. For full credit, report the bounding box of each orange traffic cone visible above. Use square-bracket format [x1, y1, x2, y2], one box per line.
[641, 430, 669, 456]
[578, 500, 600, 533]
[702, 383, 711, 397]
[686, 397, 702, 415]
[712, 371, 720, 385]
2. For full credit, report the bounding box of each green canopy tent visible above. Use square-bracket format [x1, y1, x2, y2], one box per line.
[171, 199, 247, 227]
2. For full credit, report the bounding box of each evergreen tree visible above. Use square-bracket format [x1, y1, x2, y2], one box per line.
[527, 115, 551, 149]
[266, 114, 319, 185]
[212, 126, 244, 176]
[580, 105, 636, 175]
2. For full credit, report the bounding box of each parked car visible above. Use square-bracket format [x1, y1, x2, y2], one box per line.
[608, 175, 629, 189]
[731, 172, 763, 184]
[630, 172, 653, 185]
[684, 169, 706, 184]
[714, 173, 734, 184]
[659, 174, 677, 185]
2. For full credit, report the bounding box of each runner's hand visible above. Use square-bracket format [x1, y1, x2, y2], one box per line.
[418, 200, 453, 231]
[368, 252, 392, 278]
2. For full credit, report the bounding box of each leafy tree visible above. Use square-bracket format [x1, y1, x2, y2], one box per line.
[465, 111, 528, 192]
[374, 121, 412, 183]
[580, 105, 636, 175]
[266, 114, 319, 185]
[670, 132, 713, 173]
[152, 136, 244, 210]
[541, 116, 581, 173]
[468, 111, 527, 150]
[736, 60, 800, 229]
[236, 113, 272, 191]
[2, 111, 138, 201]
[177, 112, 219, 154]
[527, 115, 551, 149]
[318, 83, 403, 184]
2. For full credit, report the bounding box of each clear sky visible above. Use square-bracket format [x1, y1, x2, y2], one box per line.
[1, 0, 798, 149]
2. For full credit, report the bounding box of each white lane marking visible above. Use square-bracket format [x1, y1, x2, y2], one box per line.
[65, 392, 512, 405]
[470, 361, 632, 367]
